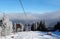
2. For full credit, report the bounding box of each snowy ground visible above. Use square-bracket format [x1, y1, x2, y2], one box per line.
[0, 31, 60, 39]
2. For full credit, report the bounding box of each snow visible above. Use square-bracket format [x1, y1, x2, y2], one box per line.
[0, 31, 60, 39]
[53, 31, 60, 36]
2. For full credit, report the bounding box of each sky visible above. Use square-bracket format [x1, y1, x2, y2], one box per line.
[0, 0, 60, 14]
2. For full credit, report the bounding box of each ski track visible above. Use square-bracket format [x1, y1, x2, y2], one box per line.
[0, 31, 60, 39]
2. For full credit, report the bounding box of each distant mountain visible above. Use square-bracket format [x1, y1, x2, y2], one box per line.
[0, 11, 60, 27]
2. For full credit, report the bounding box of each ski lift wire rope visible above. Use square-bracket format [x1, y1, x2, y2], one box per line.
[19, 0, 27, 19]
[19, 0, 30, 31]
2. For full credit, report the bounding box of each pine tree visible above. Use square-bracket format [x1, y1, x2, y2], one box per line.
[54, 22, 60, 31]
[31, 23, 35, 31]
[37, 20, 47, 31]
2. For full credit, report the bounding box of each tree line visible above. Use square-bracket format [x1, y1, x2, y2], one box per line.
[31, 20, 60, 32]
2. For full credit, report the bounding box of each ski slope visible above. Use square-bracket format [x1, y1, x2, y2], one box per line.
[0, 31, 60, 39]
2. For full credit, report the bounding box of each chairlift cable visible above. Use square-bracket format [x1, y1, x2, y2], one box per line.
[19, 0, 30, 31]
[19, 0, 27, 17]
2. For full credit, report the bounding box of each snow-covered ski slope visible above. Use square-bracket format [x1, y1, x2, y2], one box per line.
[0, 31, 60, 39]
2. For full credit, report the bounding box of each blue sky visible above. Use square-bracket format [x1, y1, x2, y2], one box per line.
[0, 0, 60, 14]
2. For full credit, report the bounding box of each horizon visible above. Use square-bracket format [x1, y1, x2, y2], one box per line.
[0, 10, 59, 14]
